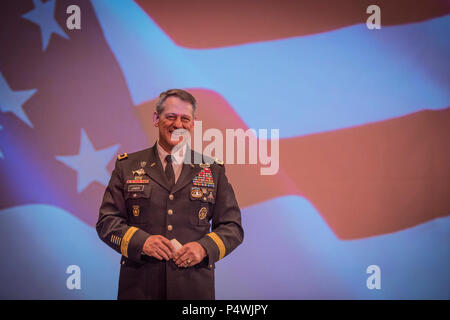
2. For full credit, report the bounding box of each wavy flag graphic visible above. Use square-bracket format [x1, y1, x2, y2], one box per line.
[0, 0, 449, 299]
[0, 0, 449, 237]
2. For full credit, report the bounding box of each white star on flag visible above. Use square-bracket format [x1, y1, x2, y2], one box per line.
[0, 73, 37, 127]
[22, 0, 69, 51]
[56, 129, 120, 193]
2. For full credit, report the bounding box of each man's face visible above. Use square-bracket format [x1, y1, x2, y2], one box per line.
[153, 96, 195, 151]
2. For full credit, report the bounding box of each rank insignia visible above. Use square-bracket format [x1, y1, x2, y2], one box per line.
[198, 207, 208, 220]
[192, 167, 215, 188]
[118, 153, 128, 160]
[140, 161, 147, 168]
[132, 205, 140, 216]
[191, 187, 203, 199]
[199, 163, 210, 168]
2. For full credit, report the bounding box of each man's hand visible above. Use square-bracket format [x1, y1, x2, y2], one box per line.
[173, 242, 206, 268]
[142, 235, 176, 261]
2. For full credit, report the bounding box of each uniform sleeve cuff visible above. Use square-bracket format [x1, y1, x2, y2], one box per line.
[122, 227, 150, 263]
[197, 234, 221, 264]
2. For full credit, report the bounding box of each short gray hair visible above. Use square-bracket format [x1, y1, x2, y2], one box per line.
[156, 89, 197, 115]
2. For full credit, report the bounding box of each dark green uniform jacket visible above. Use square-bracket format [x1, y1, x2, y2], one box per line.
[97, 143, 244, 299]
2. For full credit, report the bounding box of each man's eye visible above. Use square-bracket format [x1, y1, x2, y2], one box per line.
[167, 115, 176, 120]
[182, 117, 191, 122]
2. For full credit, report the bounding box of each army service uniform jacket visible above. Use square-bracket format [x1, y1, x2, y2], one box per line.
[97, 143, 244, 299]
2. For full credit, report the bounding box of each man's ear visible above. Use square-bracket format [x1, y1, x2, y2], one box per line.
[153, 112, 159, 127]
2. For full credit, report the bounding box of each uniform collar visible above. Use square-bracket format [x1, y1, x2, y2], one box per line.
[143, 142, 201, 193]
[156, 140, 187, 165]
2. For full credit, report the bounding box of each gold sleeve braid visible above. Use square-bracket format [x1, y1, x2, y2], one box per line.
[121, 227, 139, 258]
[206, 232, 226, 260]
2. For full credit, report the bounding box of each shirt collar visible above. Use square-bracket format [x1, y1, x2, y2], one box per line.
[156, 140, 187, 165]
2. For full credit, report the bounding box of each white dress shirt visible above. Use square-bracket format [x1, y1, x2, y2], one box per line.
[156, 141, 187, 184]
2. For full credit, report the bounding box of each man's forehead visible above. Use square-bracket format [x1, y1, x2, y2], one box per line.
[164, 96, 192, 106]
[161, 99, 194, 116]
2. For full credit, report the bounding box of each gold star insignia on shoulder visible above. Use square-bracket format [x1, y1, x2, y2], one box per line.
[117, 153, 128, 160]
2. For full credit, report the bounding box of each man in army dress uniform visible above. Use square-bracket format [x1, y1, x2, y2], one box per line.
[97, 89, 244, 299]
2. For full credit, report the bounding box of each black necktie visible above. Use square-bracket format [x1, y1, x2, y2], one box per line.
[165, 155, 175, 189]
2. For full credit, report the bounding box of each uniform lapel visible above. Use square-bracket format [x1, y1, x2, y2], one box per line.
[143, 143, 171, 192]
[171, 149, 202, 194]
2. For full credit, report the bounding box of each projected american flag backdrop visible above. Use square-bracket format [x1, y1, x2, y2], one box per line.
[0, 0, 448, 299]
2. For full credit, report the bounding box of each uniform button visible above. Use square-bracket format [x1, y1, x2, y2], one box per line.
[122, 261, 125, 265]
[169, 194, 174, 200]
[167, 225, 173, 231]
[203, 197, 207, 201]
[209, 264, 213, 269]
[133, 193, 137, 198]
[167, 209, 173, 215]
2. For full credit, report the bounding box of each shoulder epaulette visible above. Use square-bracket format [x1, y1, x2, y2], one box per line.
[117, 153, 128, 160]
[214, 158, 224, 166]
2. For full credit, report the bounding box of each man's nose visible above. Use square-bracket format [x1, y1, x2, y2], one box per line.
[173, 117, 183, 128]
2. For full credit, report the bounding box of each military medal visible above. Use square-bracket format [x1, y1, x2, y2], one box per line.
[131, 167, 146, 181]
[132, 205, 140, 216]
[126, 179, 149, 184]
[191, 187, 203, 199]
[132, 168, 145, 177]
[198, 207, 207, 220]
[192, 167, 215, 188]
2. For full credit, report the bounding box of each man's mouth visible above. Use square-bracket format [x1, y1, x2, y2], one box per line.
[171, 128, 187, 135]
[169, 128, 188, 143]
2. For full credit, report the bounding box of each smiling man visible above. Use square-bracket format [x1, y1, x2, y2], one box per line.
[97, 89, 244, 299]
